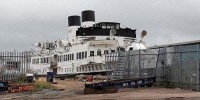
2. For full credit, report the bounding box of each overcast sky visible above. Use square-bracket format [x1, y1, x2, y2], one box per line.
[0, 0, 200, 51]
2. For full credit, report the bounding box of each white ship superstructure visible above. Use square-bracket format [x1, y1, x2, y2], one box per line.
[30, 10, 148, 75]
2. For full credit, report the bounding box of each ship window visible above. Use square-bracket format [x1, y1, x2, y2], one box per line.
[107, 26, 111, 28]
[47, 57, 49, 63]
[118, 47, 125, 51]
[95, 65, 98, 70]
[65, 55, 67, 61]
[40, 58, 43, 63]
[102, 25, 106, 29]
[90, 51, 94, 56]
[37, 58, 39, 64]
[82, 52, 84, 59]
[60, 56, 62, 62]
[97, 50, 101, 56]
[65, 68, 66, 72]
[111, 50, 115, 53]
[60, 55, 64, 61]
[79, 52, 81, 59]
[72, 54, 74, 60]
[129, 47, 133, 50]
[106, 37, 110, 40]
[110, 25, 115, 29]
[34, 59, 36, 64]
[115, 24, 120, 29]
[70, 54, 72, 60]
[68, 54, 70, 61]
[57, 56, 59, 62]
[44, 58, 46, 63]
[85, 51, 87, 58]
[44, 58, 45, 63]
[76, 53, 78, 60]
[104, 50, 108, 54]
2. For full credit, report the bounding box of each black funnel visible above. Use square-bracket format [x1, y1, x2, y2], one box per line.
[68, 16, 81, 26]
[82, 10, 95, 22]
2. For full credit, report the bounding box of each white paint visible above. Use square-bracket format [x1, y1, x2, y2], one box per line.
[81, 21, 95, 27]
[30, 12, 151, 75]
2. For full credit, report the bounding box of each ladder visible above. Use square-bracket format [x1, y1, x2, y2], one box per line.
[111, 52, 128, 80]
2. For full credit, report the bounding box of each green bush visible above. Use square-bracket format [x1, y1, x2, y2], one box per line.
[35, 82, 54, 90]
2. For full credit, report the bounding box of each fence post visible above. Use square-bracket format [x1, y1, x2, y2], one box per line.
[197, 44, 199, 91]
[127, 51, 130, 79]
[164, 46, 167, 87]
[179, 45, 182, 89]
[155, 48, 160, 86]
[139, 49, 141, 78]
[105, 53, 108, 79]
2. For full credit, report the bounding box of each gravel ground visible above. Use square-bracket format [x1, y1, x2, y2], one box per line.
[1, 80, 200, 100]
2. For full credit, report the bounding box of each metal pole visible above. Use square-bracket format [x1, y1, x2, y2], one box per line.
[127, 51, 130, 79]
[155, 48, 161, 86]
[139, 49, 141, 78]
[180, 45, 182, 89]
[197, 44, 199, 91]
[164, 47, 166, 87]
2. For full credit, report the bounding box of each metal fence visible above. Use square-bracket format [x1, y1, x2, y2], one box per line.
[156, 44, 200, 91]
[0, 51, 32, 82]
[105, 44, 200, 91]
[105, 49, 159, 80]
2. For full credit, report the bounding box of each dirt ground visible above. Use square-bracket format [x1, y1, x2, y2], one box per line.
[1, 80, 200, 100]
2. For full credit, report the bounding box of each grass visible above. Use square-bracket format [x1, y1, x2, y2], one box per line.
[10, 74, 26, 83]
[34, 82, 54, 90]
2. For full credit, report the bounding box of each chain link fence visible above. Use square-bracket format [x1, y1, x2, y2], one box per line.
[156, 44, 200, 91]
[105, 44, 200, 91]
[105, 49, 159, 80]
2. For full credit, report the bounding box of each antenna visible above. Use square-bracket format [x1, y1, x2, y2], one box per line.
[170, 32, 172, 44]
[140, 30, 147, 42]
[110, 29, 117, 37]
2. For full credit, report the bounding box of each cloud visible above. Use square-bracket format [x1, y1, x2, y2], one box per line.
[0, 0, 200, 51]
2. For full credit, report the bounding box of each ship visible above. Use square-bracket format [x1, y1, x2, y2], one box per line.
[30, 10, 149, 76]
